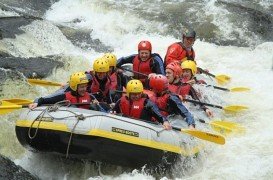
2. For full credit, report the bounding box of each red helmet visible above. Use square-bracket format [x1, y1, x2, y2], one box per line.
[138, 41, 152, 51]
[149, 75, 169, 92]
[166, 62, 182, 78]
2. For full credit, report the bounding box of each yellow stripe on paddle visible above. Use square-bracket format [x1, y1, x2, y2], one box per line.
[229, 87, 250, 92]
[181, 129, 225, 145]
[198, 119, 245, 135]
[172, 126, 225, 145]
[1, 98, 33, 105]
[223, 105, 248, 113]
[28, 79, 62, 87]
[216, 75, 231, 85]
[209, 120, 246, 135]
[0, 101, 24, 115]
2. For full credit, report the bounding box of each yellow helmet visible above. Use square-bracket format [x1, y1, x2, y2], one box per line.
[103, 53, 117, 67]
[69, 72, 88, 91]
[126, 80, 143, 95]
[93, 57, 110, 73]
[181, 60, 197, 76]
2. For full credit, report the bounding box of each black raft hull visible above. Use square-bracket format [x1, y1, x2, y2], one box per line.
[16, 126, 179, 168]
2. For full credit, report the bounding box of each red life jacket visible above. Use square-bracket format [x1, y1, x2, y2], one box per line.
[177, 42, 195, 61]
[169, 83, 191, 97]
[164, 42, 195, 66]
[133, 55, 153, 83]
[90, 74, 117, 98]
[143, 89, 156, 99]
[152, 93, 170, 117]
[119, 95, 146, 119]
[65, 91, 91, 109]
[109, 72, 118, 90]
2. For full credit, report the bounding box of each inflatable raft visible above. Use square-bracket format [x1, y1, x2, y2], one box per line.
[16, 106, 202, 168]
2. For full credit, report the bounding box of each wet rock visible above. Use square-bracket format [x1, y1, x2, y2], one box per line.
[0, 1, 51, 39]
[58, 26, 113, 53]
[216, 1, 273, 43]
[0, 16, 113, 53]
[0, 16, 35, 39]
[0, 55, 64, 79]
[0, 0, 58, 18]
[0, 50, 9, 57]
[0, 154, 38, 180]
[0, 69, 25, 85]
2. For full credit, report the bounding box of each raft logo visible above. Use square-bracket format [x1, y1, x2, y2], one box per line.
[112, 127, 139, 137]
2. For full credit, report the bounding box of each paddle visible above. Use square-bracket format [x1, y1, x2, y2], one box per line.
[205, 85, 250, 92]
[1, 98, 33, 105]
[198, 119, 245, 135]
[183, 98, 248, 113]
[120, 67, 148, 77]
[0, 101, 108, 115]
[0, 101, 27, 115]
[197, 67, 231, 85]
[172, 126, 225, 145]
[27, 79, 62, 87]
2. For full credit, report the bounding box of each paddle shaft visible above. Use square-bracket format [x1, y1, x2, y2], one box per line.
[120, 67, 148, 77]
[197, 67, 216, 78]
[184, 98, 223, 109]
[205, 85, 229, 91]
[172, 126, 184, 131]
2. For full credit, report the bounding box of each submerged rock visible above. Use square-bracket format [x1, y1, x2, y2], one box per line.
[0, 55, 64, 79]
[0, 154, 38, 179]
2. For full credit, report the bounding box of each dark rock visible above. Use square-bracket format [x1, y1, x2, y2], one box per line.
[0, 154, 38, 180]
[216, 1, 273, 43]
[57, 25, 114, 53]
[0, 55, 64, 79]
[0, 16, 113, 53]
[0, 16, 35, 39]
[0, 0, 58, 18]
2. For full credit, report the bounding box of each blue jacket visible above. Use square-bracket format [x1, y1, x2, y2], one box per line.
[167, 94, 195, 126]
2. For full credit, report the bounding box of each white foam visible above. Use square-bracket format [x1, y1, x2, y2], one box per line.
[8, 0, 273, 179]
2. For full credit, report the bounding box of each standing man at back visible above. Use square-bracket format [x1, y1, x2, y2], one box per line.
[164, 28, 196, 67]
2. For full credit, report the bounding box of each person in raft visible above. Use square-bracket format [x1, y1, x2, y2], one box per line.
[164, 27, 196, 67]
[28, 72, 100, 110]
[112, 79, 171, 130]
[149, 74, 195, 129]
[116, 40, 165, 88]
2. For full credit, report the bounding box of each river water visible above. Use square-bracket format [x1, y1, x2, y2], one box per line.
[0, 0, 273, 179]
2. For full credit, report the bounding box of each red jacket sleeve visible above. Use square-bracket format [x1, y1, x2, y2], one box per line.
[164, 43, 184, 66]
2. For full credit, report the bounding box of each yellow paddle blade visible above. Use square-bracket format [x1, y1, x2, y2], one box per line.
[28, 79, 62, 87]
[209, 123, 232, 135]
[181, 129, 225, 145]
[230, 87, 250, 92]
[0, 102, 23, 115]
[216, 75, 231, 85]
[210, 120, 246, 135]
[223, 105, 248, 113]
[1, 98, 33, 105]
[0, 100, 18, 106]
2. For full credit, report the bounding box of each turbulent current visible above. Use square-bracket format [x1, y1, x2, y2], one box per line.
[0, 0, 273, 179]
